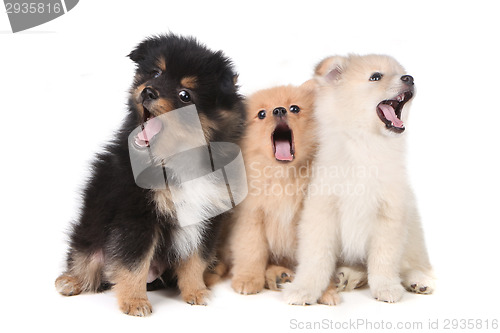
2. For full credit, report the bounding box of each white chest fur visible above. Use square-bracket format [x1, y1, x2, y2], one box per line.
[319, 133, 406, 264]
[153, 173, 231, 260]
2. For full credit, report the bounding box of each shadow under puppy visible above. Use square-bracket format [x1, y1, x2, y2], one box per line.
[55, 34, 245, 316]
[227, 83, 340, 304]
[285, 54, 435, 305]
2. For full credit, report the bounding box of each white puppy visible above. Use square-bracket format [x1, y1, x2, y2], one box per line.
[284, 54, 435, 304]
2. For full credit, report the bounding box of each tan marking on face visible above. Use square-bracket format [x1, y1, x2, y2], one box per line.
[156, 56, 166, 72]
[143, 97, 176, 118]
[134, 83, 147, 101]
[181, 76, 198, 90]
[155, 98, 175, 114]
[198, 113, 216, 142]
[133, 83, 147, 118]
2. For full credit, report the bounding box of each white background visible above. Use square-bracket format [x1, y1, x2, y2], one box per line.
[1, 1, 499, 332]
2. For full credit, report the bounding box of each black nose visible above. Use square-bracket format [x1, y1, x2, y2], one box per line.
[401, 75, 414, 86]
[141, 87, 159, 102]
[272, 107, 287, 117]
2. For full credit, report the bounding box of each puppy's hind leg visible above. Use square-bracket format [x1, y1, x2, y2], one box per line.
[265, 265, 294, 291]
[403, 269, 435, 295]
[55, 274, 82, 297]
[284, 194, 339, 305]
[55, 249, 104, 296]
[203, 261, 228, 288]
[318, 279, 341, 306]
[335, 265, 368, 292]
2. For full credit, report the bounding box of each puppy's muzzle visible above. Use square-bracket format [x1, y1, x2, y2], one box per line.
[272, 107, 287, 118]
[141, 87, 159, 105]
[401, 75, 414, 86]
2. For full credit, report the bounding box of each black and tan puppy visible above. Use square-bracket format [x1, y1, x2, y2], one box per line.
[55, 34, 245, 316]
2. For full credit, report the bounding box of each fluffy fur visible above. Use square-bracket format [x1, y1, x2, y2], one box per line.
[284, 54, 435, 305]
[228, 83, 339, 303]
[55, 34, 245, 316]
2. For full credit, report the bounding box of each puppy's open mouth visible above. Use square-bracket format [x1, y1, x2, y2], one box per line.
[376, 90, 413, 133]
[134, 107, 163, 148]
[272, 122, 294, 162]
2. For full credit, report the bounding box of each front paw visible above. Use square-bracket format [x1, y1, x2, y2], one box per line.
[283, 284, 317, 305]
[182, 288, 210, 306]
[371, 283, 405, 303]
[369, 275, 405, 303]
[119, 298, 153, 317]
[231, 275, 265, 295]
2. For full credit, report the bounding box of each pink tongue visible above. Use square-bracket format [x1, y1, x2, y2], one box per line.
[135, 117, 162, 147]
[275, 140, 293, 161]
[379, 104, 404, 128]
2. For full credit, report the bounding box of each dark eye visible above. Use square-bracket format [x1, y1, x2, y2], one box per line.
[152, 70, 162, 78]
[369, 72, 383, 81]
[257, 110, 266, 119]
[178, 90, 191, 103]
[290, 105, 300, 113]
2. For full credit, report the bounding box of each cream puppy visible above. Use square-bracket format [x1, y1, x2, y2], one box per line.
[284, 54, 435, 304]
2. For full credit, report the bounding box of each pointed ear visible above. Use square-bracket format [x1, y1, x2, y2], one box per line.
[299, 79, 317, 94]
[127, 49, 142, 63]
[128, 37, 159, 63]
[314, 56, 345, 83]
[218, 70, 238, 95]
[324, 66, 343, 82]
[127, 44, 146, 63]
